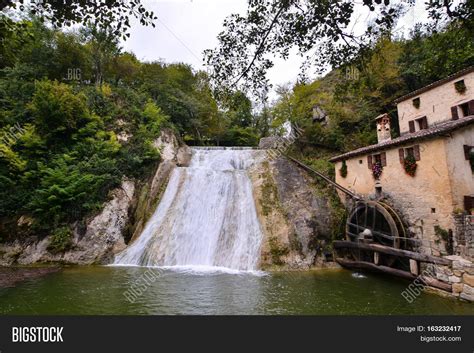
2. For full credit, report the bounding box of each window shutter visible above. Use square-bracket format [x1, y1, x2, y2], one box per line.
[421, 116, 428, 129]
[409, 121, 415, 133]
[399, 149, 405, 163]
[451, 106, 459, 120]
[413, 145, 421, 161]
[367, 155, 373, 169]
[468, 100, 474, 116]
[464, 145, 473, 160]
[381, 152, 387, 166]
[464, 196, 474, 211]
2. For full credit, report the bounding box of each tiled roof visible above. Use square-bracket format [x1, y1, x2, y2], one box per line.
[329, 115, 474, 162]
[393, 66, 474, 103]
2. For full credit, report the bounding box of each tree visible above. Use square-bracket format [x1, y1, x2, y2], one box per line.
[204, 0, 472, 94]
[0, 0, 156, 40]
[82, 27, 121, 86]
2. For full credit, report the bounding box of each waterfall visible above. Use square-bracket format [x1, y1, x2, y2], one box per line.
[114, 148, 265, 271]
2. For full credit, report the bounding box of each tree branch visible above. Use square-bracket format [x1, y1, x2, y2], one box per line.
[231, 3, 287, 87]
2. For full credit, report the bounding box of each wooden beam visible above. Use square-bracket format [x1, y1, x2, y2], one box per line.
[333, 240, 451, 265]
[336, 258, 415, 280]
[335, 258, 452, 292]
[420, 276, 452, 292]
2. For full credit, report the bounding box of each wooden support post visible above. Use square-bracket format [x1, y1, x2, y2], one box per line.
[374, 252, 380, 265]
[409, 259, 419, 276]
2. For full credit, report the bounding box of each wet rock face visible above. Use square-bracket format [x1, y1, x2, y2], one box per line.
[250, 156, 335, 269]
[272, 158, 333, 267]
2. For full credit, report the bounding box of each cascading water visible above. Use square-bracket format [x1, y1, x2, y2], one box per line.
[114, 147, 265, 271]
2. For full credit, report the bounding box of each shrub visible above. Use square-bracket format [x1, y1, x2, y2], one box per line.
[339, 160, 348, 178]
[48, 226, 73, 253]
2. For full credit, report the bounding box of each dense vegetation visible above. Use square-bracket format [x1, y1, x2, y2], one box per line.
[0, 18, 266, 241]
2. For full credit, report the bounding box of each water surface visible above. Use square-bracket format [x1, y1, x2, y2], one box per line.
[0, 267, 472, 315]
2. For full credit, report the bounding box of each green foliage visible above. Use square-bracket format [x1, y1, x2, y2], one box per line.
[221, 126, 259, 147]
[434, 225, 453, 254]
[455, 80, 467, 94]
[28, 150, 120, 227]
[28, 80, 90, 141]
[205, 0, 471, 94]
[1, 1, 156, 41]
[142, 100, 168, 133]
[339, 161, 347, 178]
[47, 226, 73, 254]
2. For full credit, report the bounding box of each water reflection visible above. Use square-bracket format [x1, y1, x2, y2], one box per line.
[0, 267, 472, 315]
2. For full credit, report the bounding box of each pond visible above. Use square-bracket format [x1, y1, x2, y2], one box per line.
[1, 266, 472, 315]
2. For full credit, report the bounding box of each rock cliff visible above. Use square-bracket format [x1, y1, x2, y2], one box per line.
[249, 154, 340, 269]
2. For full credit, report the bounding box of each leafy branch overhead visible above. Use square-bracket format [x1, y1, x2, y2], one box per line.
[0, 0, 157, 39]
[204, 0, 473, 94]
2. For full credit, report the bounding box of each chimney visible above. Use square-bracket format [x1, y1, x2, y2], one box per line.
[375, 113, 391, 143]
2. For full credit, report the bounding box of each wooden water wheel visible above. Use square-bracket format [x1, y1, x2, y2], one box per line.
[346, 201, 403, 248]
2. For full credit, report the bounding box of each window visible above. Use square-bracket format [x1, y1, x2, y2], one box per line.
[460, 102, 469, 117]
[399, 145, 421, 163]
[412, 97, 420, 109]
[367, 152, 387, 169]
[416, 116, 428, 130]
[464, 196, 474, 212]
[408, 117, 428, 132]
[454, 79, 466, 94]
[465, 145, 474, 172]
[452, 100, 474, 120]
[374, 154, 382, 165]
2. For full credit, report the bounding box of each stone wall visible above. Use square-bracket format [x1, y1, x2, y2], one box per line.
[430, 256, 474, 302]
[454, 214, 474, 260]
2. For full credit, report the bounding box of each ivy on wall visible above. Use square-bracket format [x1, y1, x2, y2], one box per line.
[339, 160, 348, 178]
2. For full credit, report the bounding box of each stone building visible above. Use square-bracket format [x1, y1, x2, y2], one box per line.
[330, 68, 474, 300]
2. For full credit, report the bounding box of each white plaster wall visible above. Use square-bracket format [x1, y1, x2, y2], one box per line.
[444, 126, 474, 210]
[397, 72, 474, 134]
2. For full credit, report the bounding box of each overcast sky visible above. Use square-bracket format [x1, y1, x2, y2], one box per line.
[121, 0, 431, 99]
[121, 0, 310, 95]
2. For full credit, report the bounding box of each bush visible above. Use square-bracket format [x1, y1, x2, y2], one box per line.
[28, 80, 90, 141]
[48, 226, 73, 253]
